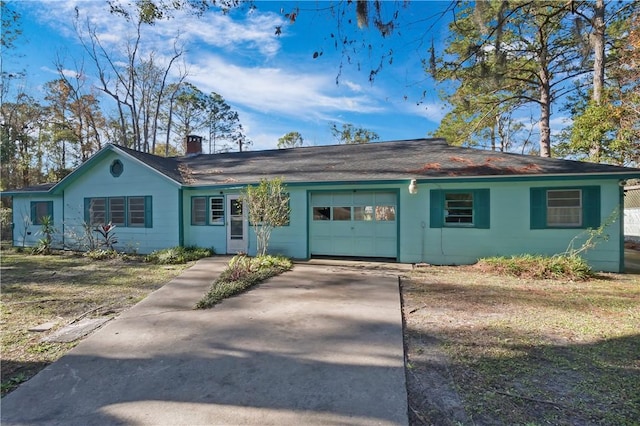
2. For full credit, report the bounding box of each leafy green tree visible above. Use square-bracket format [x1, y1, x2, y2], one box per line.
[559, 5, 640, 166]
[171, 82, 208, 151]
[241, 177, 290, 257]
[562, 0, 636, 162]
[1, 1, 23, 105]
[329, 123, 379, 144]
[277, 132, 304, 149]
[206, 92, 243, 154]
[433, 1, 585, 157]
[0, 93, 45, 189]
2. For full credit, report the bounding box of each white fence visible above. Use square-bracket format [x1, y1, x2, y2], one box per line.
[625, 185, 640, 240]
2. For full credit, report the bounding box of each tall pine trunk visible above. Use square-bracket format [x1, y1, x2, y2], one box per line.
[590, 0, 606, 161]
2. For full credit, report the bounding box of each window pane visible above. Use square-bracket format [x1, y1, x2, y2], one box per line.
[192, 197, 206, 225]
[33, 202, 51, 225]
[354, 206, 374, 221]
[90, 198, 106, 225]
[547, 190, 582, 226]
[210, 197, 224, 224]
[313, 207, 330, 220]
[375, 206, 396, 221]
[230, 200, 242, 216]
[128, 197, 146, 226]
[333, 206, 351, 221]
[445, 193, 473, 224]
[109, 197, 125, 226]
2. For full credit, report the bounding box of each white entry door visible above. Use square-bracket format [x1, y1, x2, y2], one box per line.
[227, 195, 248, 254]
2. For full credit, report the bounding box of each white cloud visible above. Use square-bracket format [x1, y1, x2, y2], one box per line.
[403, 101, 448, 123]
[186, 55, 384, 121]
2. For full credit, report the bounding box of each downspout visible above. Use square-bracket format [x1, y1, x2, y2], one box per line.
[620, 184, 625, 273]
[178, 188, 184, 246]
[62, 191, 65, 249]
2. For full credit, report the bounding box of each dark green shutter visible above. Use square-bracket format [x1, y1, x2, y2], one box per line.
[84, 198, 91, 224]
[430, 190, 444, 228]
[582, 186, 601, 228]
[144, 196, 153, 228]
[474, 189, 490, 229]
[530, 188, 546, 229]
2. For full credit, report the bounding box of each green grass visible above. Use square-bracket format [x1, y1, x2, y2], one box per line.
[1, 247, 190, 396]
[476, 253, 594, 280]
[144, 246, 215, 264]
[196, 254, 292, 309]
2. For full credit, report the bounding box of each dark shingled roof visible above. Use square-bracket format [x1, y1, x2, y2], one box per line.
[114, 144, 185, 183]
[166, 138, 638, 186]
[5, 139, 638, 194]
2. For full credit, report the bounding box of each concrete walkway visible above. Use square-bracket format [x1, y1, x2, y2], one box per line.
[1, 258, 408, 425]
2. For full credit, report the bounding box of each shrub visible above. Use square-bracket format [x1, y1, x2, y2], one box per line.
[476, 254, 593, 281]
[144, 246, 215, 265]
[196, 254, 292, 309]
[85, 249, 120, 260]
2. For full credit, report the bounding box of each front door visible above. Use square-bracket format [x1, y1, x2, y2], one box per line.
[227, 195, 248, 254]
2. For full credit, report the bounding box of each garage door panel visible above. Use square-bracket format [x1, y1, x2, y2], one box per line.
[310, 191, 397, 259]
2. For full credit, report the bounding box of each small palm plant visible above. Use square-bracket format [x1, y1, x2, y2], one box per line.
[33, 215, 57, 255]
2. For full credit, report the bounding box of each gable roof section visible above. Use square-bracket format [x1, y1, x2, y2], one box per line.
[45, 144, 183, 194]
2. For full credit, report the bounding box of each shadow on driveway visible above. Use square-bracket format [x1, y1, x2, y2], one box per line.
[1, 259, 408, 426]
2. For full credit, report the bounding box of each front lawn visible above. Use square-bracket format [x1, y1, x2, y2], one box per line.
[0, 249, 190, 396]
[403, 265, 640, 425]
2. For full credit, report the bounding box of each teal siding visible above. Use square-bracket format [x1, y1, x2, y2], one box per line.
[182, 187, 307, 257]
[406, 180, 620, 272]
[62, 150, 180, 253]
[12, 196, 63, 249]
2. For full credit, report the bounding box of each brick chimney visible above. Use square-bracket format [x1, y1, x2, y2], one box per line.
[185, 135, 203, 155]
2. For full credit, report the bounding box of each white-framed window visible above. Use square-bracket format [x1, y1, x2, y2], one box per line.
[210, 197, 224, 224]
[191, 197, 207, 225]
[444, 192, 474, 225]
[547, 189, 582, 227]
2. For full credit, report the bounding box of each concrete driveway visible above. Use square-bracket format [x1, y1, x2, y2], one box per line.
[1, 258, 408, 425]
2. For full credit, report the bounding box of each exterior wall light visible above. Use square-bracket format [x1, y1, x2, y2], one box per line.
[408, 179, 418, 195]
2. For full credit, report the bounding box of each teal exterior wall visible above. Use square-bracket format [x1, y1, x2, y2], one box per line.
[400, 178, 623, 272]
[7, 146, 627, 272]
[11, 194, 63, 249]
[181, 178, 623, 271]
[61, 150, 181, 254]
[182, 188, 230, 253]
[182, 187, 308, 258]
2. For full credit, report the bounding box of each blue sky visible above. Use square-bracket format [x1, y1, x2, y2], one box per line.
[7, 0, 455, 151]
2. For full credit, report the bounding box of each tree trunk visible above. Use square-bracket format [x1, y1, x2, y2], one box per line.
[590, 0, 605, 161]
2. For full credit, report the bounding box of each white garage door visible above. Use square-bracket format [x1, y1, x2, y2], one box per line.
[310, 191, 397, 259]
